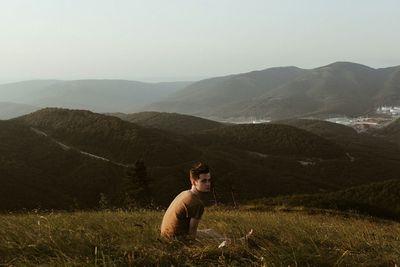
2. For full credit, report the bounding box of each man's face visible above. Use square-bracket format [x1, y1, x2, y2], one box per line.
[194, 173, 211, 193]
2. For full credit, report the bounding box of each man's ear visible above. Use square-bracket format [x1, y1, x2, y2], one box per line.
[190, 178, 196, 186]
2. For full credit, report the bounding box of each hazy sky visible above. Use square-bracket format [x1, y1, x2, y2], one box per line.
[1, 0, 399, 83]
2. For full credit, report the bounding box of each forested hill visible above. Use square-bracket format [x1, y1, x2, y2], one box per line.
[277, 118, 400, 164]
[371, 117, 400, 146]
[191, 123, 345, 159]
[14, 108, 200, 166]
[276, 118, 358, 140]
[2, 108, 400, 210]
[255, 179, 400, 220]
[0, 120, 125, 210]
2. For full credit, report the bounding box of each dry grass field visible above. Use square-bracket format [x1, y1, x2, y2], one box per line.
[0, 209, 399, 266]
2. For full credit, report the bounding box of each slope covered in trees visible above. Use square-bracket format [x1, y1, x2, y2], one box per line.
[15, 108, 200, 166]
[192, 123, 345, 159]
[372, 117, 400, 146]
[255, 179, 400, 220]
[0, 120, 125, 210]
[5, 108, 400, 210]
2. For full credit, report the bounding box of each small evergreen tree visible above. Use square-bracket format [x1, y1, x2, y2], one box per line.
[122, 159, 152, 208]
[99, 193, 109, 210]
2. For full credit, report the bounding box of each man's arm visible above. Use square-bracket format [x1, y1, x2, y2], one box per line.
[188, 218, 201, 237]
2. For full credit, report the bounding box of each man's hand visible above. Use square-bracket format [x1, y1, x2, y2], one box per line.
[189, 218, 200, 237]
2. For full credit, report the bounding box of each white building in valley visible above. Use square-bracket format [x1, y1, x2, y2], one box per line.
[376, 106, 400, 115]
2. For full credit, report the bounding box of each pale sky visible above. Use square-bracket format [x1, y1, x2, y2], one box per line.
[0, 0, 399, 83]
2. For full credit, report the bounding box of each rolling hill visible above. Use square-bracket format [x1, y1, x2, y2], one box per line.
[278, 118, 400, 161]
[275, 118, 358, 140]
[14, 108, 200, 166]
[144, 62, 400, 120]
[5, 108, 400, 209]
[189, 120, 400, 201]
[191, 123, 345, 159]
[13, 108, 207, 206]
[112, 111, 223, 133]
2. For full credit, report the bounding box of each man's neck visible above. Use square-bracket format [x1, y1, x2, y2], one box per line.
[190, 186, 208, 198]
[190, 186, 200, 196]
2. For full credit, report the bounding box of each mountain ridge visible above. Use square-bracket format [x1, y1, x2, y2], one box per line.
[143, 62, 400, 120]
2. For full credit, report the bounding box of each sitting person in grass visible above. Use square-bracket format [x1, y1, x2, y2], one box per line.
[160, 162, 252, 246]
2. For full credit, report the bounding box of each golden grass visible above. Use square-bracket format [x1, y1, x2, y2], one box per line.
[0, 209, 399, 266]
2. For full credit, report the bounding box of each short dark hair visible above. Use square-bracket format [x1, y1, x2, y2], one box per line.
[189, 162, 210, 180]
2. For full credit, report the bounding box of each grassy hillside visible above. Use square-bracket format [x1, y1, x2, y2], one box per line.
[113, 111, 223, 134]
[0, 210, 398, 266]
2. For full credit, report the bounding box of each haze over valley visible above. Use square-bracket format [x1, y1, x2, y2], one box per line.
[0, 79, 191, 117]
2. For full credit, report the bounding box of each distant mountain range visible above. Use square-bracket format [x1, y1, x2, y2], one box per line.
[144, 62, 400, 120]
[0, 79, 192, 116]
[0, 102, 40, 119]
[2, 62, 399, 120]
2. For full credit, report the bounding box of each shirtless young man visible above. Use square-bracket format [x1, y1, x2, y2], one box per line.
[160, 162, 211, 239]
